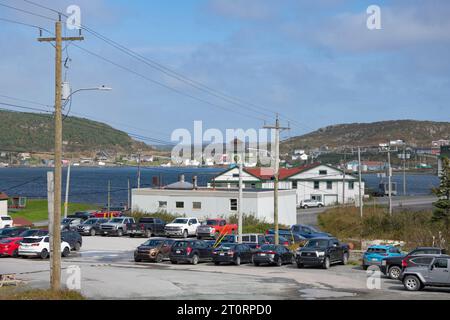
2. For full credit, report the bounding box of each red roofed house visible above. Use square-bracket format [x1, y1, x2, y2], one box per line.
[211, 163, 364, 207]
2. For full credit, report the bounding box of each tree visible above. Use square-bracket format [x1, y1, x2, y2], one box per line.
[432, 157, 450, 228]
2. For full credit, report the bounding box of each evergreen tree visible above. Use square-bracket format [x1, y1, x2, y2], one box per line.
[432, 157, 450, 228]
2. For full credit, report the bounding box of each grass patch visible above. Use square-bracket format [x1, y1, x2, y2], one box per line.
[9, 199, 99, 223]
[318, 206, 449, 251]
[0, 288, 85, 300]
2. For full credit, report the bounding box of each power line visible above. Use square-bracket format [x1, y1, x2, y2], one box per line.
[0, 2, 55, 21]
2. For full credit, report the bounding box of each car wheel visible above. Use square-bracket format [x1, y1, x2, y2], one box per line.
[40, 249, 49, 259]
[117, 229, 123, 237]
[318, 204, 323, 208]
[90, 228, 96, 236]
[388, 266, 402, 280]
[303, 205, 308, 209]
[322, 256, 330, 269]
[276, 257, 282, 267]
[62, 247, 70, 257]
[129, 234, 135, 238]
[156, 253, 163, 263]
[74, 242, 81, 251]
[297, 262, 304, 268]
[191, 254, 199, 265]
[171, 260, 178, 264]
[214, 261, 220, 265]
[341, 253, 349, 265]
[183, 230, 188, 238]
[253, 261, 260, 266]
[362, 264, 368, 270]
[235, 256, 241, 266]
[12, 249, 19, 258]
[403, 275, 422, 291]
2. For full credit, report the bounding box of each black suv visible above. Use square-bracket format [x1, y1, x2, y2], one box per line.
[381, 247, 446, 280]
[0, 227, 30, 239]
[296, 237, 349, 269]
[61, 231, 83, 251]
[170, 239, 213, 265]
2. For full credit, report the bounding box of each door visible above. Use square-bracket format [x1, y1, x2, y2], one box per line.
[194, 241, 210, 260]
[329, 239, 341, 262]
[427, 258, 450, 284]
[323, 195, 338, 206]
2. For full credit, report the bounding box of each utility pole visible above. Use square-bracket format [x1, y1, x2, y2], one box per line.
[63, 162, 71, 218]
[403, 145, 407, 196]
[127, 178, 131, 211]
[137, 152, 141, 189]
[342, 153, 346, 205]
[238, 158, 243, 244]
[107, 180, 111, 214]
[38, 19, 84, 291]
[358, 147, 363, 218]
[387, 148, 393, 215]
[47, 172, 54, 287]
[264, 115, 289, 245]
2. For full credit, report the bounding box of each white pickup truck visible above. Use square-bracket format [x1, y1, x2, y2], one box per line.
[0, 215, 13, 229]
[164, 217, 201, 238]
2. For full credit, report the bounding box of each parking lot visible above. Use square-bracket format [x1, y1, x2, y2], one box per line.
[1, 236, 449, 300]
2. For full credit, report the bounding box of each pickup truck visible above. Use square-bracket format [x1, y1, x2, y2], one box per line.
[267, 224, 331, 239]
[296, 237, 350, 269]
[99, 217, 135, 236]
[165, 217, 201, 238]
[127, 217, 166, 238]
[196, 218, 238, 239]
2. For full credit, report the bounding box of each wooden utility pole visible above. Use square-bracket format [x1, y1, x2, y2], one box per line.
[137, 152, 141, 189]
[127, 178, 131, 210]
[47, 171, 54, 286]
[238, 159, 243, 244]
[264, 115, 289, 245]
[107, 180, 111, 213]
[38, 20, 83, 291]
[358, 147, 363, 218]
[387, 148, 393, 215]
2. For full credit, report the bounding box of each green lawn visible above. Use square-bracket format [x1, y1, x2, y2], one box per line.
[9, 199, 98, 223]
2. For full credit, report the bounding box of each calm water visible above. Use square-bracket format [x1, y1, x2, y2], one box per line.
[0, 167, 440, 205]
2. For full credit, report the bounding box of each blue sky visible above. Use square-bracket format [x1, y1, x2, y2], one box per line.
[0, 0, 449, 145]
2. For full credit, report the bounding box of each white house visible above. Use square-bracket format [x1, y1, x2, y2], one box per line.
[210, 163, 364, 207]
[132, 183, 297, 225]
[0, 193, 8, 216]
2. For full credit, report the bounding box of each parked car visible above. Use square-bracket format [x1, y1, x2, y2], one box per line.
[19, 236, 71, 259]
[213, 243, 253, 266]
[19, 229, 48, 238]
[0, 227, 29, 239]
[362, 245, 403, 270]
[127, 217, 166, 238]
[196, 218, 238, 239]
[267, 224, 331, 239]
[61, 230, 83, 251]
[61, 217, 83, 231]
[400, 255, 450, 291]
[0, 215, 13, 229]
[381, 247, 446, 279]
[134, 238, 175, 262]
[170, 239, 213, 264]
[296, 237, 349, 269]
[252, 244, 294, 266]
[77, 218, 109, 236]
[263, 235, 290, 247]
[165, 217, 201, 238]
[99, 217, 135, 236]
[299, 199, 324, 209]
[0, 237, 23, 257]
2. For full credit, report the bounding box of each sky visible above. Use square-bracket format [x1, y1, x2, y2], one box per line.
[0, 0, 449, 145]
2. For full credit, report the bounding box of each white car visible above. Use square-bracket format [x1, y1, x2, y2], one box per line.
[299, 199, 325, 209]
[19, 236, 71, 259]
[0, 215, 13, 229]
[164, 217, 201, 238]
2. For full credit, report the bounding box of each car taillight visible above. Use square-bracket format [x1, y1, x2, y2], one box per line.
[31, 243, 39, 247]
[401, 257, 409, 267]
[283, 241, 289, 246]
[266, 251, 276, 255]
[265, 230, 269, 234]
[186, 247, 192, 255]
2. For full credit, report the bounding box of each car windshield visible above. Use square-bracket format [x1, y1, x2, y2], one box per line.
[142, 239, 164, 247]
[22, 237, 42, 243]
[84, 219, 97, 225]
[206, 220, 218, 226]
[0, 239, 13, 244]
[222, 235, 236, 242]
[110, 218, 124, 223]
[304, 239, 329, 248]
[367, 248, 387, 254]
[172, 218, 188, 224]
[1, 216, 12, 220]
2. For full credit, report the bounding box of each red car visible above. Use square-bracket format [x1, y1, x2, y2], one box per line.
[0, 237, 23, 257]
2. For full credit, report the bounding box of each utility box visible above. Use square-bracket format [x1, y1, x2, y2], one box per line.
[62, 81, 71, 100]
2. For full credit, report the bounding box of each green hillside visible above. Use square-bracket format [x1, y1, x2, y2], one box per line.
[0, 109, 149, 153]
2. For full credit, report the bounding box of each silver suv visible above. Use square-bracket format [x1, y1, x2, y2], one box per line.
[400, 255, 450, 291]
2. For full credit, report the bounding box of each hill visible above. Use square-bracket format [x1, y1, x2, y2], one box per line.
[282, 120, 450, 150]
[0, 110, 152, 154]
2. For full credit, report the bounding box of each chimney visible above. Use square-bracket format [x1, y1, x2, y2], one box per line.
[192, 176, 198, 189]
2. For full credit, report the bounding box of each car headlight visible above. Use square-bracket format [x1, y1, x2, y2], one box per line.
[317, 251, 325, 257]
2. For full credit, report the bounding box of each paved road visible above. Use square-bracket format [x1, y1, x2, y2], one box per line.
[297, 195, 437, 226]
[1, 236, 449, 300]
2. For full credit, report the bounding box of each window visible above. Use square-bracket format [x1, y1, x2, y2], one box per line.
[250, 183, 256, 188]
[292, 181, 298, 189]
[176, 202, 184, 209]
[326, 181, 333, 189]
[193, 202, 202, 209]
[319, 170, 327, 175]
[348, 181, 354, 190]
[232, 173, 239, 178]
[410, 257, 434, 266]
[158, 201, 167, 209]
[189, 219, 198, 224]
[389, 248, 401, 254]
[433, 258, 448, 269]
[314, 181, 320, 189]
[230, 199, 238, 211]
